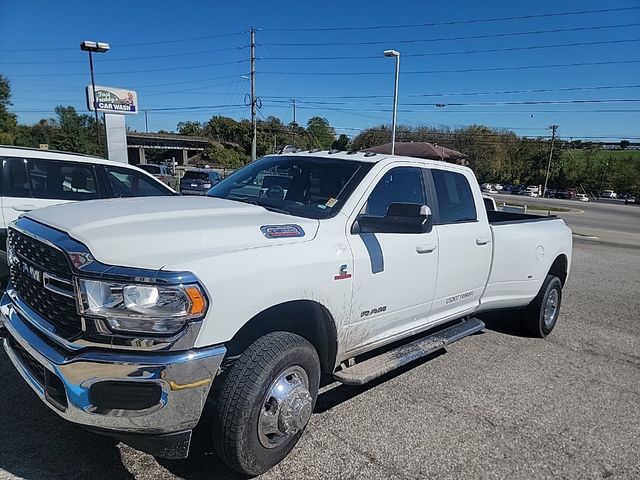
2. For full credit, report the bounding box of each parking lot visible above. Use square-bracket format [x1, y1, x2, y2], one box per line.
[1, 210, 639, 479]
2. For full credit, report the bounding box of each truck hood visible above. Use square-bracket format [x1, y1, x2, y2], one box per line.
[24, 196, 319, 270]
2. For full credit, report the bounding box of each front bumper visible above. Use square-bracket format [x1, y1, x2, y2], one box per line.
[0, 293, 226, 438]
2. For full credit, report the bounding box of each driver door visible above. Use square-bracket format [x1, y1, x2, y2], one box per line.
[343, 164, 439, 354]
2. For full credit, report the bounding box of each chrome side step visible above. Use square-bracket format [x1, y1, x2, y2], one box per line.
[333, 318, 485, 385]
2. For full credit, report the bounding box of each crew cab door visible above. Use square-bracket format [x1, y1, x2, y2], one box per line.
[427, 167, 492, 321]
[344, 164, 439, 353]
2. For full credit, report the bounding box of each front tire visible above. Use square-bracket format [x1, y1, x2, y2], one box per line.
[522, 274, 563, 337]
[211, 332, 320, 476]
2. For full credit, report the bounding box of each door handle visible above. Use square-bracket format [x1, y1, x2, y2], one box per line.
[416, 245, 437, 254]
[476, 237, 491, 245]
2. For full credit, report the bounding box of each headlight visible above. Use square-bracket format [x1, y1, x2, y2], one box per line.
[77, 278, 207, 335]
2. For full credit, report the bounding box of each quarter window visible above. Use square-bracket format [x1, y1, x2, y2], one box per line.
[431, 169, 477, 223]
[104, 165, 171, 197]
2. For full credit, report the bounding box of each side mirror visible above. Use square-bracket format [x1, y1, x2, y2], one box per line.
[353, 203, 432, 234]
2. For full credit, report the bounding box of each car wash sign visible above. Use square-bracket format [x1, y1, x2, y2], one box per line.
[86, 86, 138, 114]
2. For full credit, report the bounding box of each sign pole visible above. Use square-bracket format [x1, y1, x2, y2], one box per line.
[88, 51, 102, 154]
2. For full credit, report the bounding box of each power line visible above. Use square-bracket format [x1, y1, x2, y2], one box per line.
[261, 84, 640, 100]
[0, 31, 246, 53]
[6, 62, 248, 78]
[261, 38, 640, 60]
[288, 105, 640, 114]
[261, 22, 640, 47]
[260, 6, 640, 32]
[261, 59, 640, 76]
[268, 99, 640, 107]
[1, 45, 251, 65]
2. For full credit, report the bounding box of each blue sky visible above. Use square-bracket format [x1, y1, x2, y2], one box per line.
[1, 0, 639, 142]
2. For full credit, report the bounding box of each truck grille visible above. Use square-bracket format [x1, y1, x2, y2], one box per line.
[8, 229, 82, 337]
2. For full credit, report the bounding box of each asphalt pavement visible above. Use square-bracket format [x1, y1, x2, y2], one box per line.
[490, 193, 640, 235]
[1, 201, 639, 479]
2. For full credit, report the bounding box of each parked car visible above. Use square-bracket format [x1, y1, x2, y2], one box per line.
[494, 183, 504, 191]
[137, 163, 175, 187]
[524, 185, 540, 197]
[576, 193, 589, 202]
[0, 150, 572, 475]
[481, 185, 498, 194]
[601, 190, 617, 199]
[180, 168, 222, 195]
[0, 145, 175, 286]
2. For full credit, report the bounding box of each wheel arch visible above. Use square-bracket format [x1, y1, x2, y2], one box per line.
[223, 300, 339, 374]
[548, 254, 568, 286]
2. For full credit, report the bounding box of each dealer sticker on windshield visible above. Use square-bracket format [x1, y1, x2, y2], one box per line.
[260, 224, 305, 239]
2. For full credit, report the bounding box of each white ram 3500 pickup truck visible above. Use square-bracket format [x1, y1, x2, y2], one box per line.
[0, 151, 572, 475]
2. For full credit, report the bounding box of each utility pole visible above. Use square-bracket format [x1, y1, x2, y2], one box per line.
[250, 28, 257, 162]
[543, 124, 558, 198]
[291, 98, 297, 123]
[144, 110, 149, 133]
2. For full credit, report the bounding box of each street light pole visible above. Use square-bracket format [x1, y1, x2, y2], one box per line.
[80, 41, 110, 155]
[384, 49, 400, 155]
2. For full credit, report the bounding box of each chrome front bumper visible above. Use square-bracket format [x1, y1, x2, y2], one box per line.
[0, 294, 226, 436]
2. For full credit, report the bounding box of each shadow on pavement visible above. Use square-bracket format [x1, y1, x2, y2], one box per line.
[0, 350, 135, 480]
[157, 408, 249, 480]
[315, 349, 446, 414]
[478, 310, 531, 338]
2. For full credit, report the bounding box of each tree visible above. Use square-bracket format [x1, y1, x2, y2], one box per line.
[306, 116, 335, 149]
[0, 75, 18, 144]
[620, 140, 630, 150]
[50, 106, 99, 155]
[350, 126, 390, 150]
[331, 134, 350, 151]
[203, 145, 247, 171]
[177, 121, 204, 137]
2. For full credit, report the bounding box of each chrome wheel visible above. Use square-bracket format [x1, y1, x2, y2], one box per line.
[543, 289, 559, 329]
[257, 366, 312, 449]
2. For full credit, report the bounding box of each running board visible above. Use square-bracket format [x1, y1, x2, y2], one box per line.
[333, 318, 485, 385]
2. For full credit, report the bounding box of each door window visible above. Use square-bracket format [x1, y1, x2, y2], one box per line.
[2, 157, 99, 200]
[104, 165, 171, 197]
[431, 169, 477, 224]
[360, 167, 427, 218]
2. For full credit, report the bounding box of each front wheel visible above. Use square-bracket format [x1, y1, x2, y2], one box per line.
[211, 332, 320, 476]
[522, 274, 563, 337]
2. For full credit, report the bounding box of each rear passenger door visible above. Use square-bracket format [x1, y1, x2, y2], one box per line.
[427, 167, 492, 322]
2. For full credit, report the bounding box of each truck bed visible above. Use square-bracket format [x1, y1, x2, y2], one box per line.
[487, 210, 558, 225]
[477, 210, 572, 313]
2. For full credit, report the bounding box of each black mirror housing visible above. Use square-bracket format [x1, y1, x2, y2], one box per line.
[353, 203, 432, 234]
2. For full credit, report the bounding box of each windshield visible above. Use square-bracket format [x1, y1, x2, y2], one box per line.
[138, 164, 161, 174]
[208, 155, 372, 219]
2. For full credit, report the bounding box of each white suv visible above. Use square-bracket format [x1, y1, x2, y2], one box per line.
[0, 146, 175, 284]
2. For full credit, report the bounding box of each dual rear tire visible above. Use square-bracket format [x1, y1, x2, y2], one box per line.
[521, 274, 563, 337]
